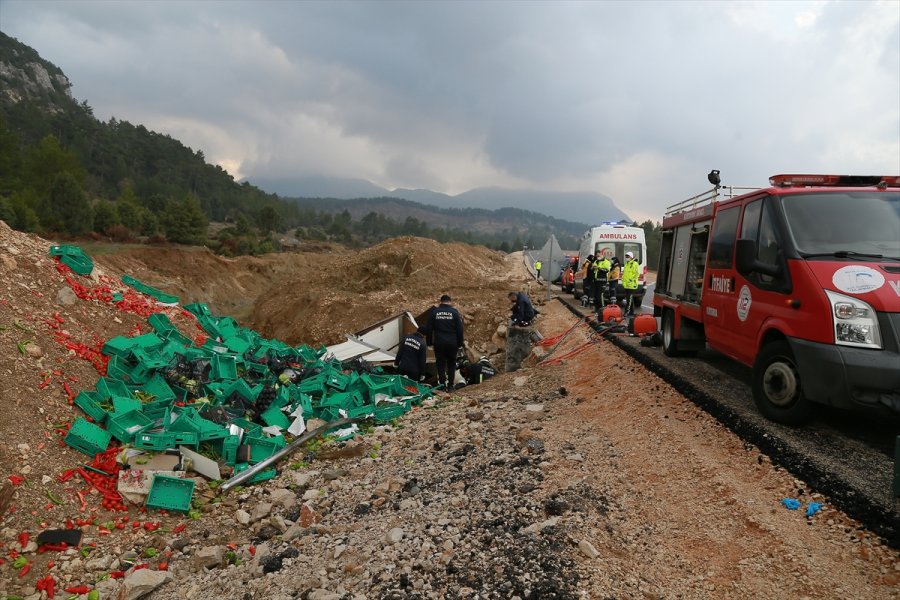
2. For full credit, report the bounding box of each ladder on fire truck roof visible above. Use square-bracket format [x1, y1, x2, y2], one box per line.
[664, 184, 759, 218]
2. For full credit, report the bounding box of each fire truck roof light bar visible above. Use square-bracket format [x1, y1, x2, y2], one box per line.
[769, 174, 900, 188]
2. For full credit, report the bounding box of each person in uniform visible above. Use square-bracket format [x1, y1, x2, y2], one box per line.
[393, 328, 427, 381]
[424, 294, 464, 389]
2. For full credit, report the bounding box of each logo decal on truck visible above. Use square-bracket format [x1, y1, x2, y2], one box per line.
[891, 280, 900, 298]
[710, 275, 733, 293]
[832, 265, 885, 294]
[737, 286, 752, 322]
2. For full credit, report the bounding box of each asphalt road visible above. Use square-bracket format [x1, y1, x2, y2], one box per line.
[553, 290, 900, 548]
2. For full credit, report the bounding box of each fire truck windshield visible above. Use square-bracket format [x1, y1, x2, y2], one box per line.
[781, 192, 900, 260]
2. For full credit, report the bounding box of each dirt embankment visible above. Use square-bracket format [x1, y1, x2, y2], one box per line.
[100, 237, 535, 353]
[4, 223, 895, 600]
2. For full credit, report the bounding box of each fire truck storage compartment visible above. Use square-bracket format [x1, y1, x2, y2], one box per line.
[664, 220, 710, 303]
[656, 231, 674, 298]
[685, 227, 709, 304]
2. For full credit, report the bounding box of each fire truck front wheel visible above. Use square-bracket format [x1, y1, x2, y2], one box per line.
[662, 310, 695, 357]
[752, 341, 814, 425]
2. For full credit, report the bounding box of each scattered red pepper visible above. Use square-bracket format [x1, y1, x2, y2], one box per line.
[133, 563, 149, 571]
[158, 561, 169, 570]
[109, 570, 126, 579]
[8, 475, 25, 486]
[36, 574, 56, 598]
[143, 521, 161, 532]
[65, 584, 91, 594]
[172, 523, 187, 534]
[18, 562, 31, 577]
[17, 532, 29, 548]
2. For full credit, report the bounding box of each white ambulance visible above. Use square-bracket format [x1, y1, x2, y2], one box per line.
[573, 222, 648, 306]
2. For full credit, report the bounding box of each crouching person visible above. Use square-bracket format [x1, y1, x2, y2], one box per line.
[394, 328, 427, 381]
[508, 291, 536, 327]
[459, 357, 497, 386]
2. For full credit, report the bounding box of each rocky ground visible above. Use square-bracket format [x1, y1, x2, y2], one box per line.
[1, 221, 898, 599]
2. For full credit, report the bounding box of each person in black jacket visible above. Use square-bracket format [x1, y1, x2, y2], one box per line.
[459, 357, 497, 386]
[508, 291, 536, 327]
[393, 328, 427, 381]
[425, 294, 464, 388]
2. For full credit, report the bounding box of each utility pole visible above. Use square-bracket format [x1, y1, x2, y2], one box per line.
[546, 235, 554, 301]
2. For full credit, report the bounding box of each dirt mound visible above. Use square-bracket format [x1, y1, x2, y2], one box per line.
[247, 236, 526, 348]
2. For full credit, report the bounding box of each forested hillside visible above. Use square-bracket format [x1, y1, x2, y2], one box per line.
[0, 32, 656, 256]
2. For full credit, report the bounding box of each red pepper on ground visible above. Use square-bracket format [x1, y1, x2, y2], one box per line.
[36, 574, 56, 598]
[65, 584, 91, 594]
[109, 570, 126, 579]
[172, 523, 187, 534]
[8, 474, 25, 485]
[17, 532, 29, 548]
[18, 562, 31, 577]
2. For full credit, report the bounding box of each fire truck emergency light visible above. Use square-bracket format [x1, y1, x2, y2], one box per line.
[769, 174, 900, 187]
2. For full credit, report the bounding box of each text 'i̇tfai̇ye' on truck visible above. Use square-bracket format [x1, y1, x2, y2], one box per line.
[653, 172, 900, 424]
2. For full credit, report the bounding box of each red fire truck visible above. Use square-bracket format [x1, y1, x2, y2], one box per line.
[653, 174, 900, 424]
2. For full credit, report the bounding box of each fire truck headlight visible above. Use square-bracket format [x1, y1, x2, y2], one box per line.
[826, 290, 882, 349]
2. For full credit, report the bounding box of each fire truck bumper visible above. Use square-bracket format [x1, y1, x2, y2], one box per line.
[790, 338, 900, 412]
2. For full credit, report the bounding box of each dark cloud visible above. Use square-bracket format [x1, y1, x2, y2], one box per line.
[1, 0, 897, 221]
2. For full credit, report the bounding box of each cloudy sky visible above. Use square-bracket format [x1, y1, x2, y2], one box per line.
[1, 0, 898, 222]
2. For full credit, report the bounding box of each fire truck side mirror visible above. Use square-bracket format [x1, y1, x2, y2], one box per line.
[735, 239, 782, 278]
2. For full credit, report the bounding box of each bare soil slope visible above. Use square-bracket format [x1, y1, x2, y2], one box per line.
[0, 222, 896, 599]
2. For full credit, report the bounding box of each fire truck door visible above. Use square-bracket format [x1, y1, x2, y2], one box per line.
[723, 198, 781, 365]
[703, 207, 741, 354]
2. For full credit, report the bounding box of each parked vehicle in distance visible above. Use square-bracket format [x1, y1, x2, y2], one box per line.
[558, 255, 578, 292]
[573, 222, 648, 307]
[653, 173, 900, 424]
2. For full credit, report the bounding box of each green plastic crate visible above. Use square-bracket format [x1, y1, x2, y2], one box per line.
[112, 396, 142, 414]
[260, 404, 291, 429]
[65, 417, 111, 456]
[198, 428, 228, 442]
[374, 402, 410, 423]
[122, 275, 179, 305]
[170, 430, 200, 446]
[74, 391, 109, 424]
[49, 245, 93, 275]
[233, 462, 277, 484]
[345, 405, 376, 419]
[107, 409, 153, 443]
[142, 397, 175, 420]
[145, 474, 195, 513]
[97, 377, 131, 400]
[48, 244, 83, 257]
[211, 354, 238, 380]
[245, 434, 285, 464]
[134, 430, 177, 451]
[147, 313, 176, 336]
[137, 374, 177, 403]
[229, 418, 261, 436]
[224, 335, 252, 355]
[183, 303, 211, 318]
[222, 435, 240, 466]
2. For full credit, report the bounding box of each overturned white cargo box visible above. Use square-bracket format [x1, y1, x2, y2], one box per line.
[325, 311, 420, 365]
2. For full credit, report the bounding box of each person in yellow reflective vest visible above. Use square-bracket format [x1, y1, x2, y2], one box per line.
[622, 251, 640, 315]
[534, 260, 542, 280]
[607, 257, 621, 307]
[591, 255, 611, 312]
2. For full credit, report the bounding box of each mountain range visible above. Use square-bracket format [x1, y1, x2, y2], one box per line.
[245, 176, 631, 226]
